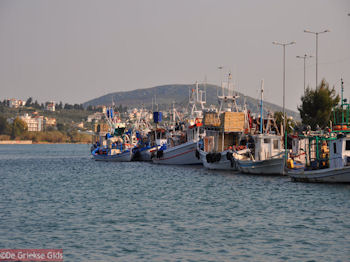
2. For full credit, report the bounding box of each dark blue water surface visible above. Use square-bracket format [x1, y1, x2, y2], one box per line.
[0, 144, 349, 261]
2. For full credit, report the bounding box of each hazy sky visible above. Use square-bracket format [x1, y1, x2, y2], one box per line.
[0, 0, 349, 111]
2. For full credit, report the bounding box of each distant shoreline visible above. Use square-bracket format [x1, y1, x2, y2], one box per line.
[0, 140, 90, 145]
[0, 140, 32, 144]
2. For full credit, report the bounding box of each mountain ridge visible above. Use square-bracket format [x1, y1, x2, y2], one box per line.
[83, 84, 300, 119]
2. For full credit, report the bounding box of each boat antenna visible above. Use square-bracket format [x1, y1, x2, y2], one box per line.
[260, 79, 264, 134]
[341, 78, 344, 127]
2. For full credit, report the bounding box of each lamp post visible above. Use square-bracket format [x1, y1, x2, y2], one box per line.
[296, 54, 313, 94]
[272, 41, 295, 134]
[273, 41, 295, 165]
[304, 29, 330, 87]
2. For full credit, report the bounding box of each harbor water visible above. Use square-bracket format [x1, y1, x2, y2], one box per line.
[0, 144, 349, 261]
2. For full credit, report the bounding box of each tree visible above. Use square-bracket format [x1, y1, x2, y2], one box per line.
[11, 117, 27, 139]
[64, 103, 73, 110]
[56, 101, 63, 110]
[33, 100, 40, 109]
[0, 115, 10, 135]
[298, 79, 340, 129]
[25, 97, 33, 107]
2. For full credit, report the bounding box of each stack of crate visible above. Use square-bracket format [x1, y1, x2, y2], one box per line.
[204, 136, 215, 152]
[203, 112, 221, 127]
[220, 112, 245, 132]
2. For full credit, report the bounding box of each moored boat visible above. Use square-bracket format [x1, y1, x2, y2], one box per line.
[287, 84, 350, 183]
[92, 147, 133, 162]
[198, 73, 251, 170]
[152, 82, 205, 165]
[287, 133, 350, 183]
[236, 81, 285, 175]
[153, 140, 201, 165]
[91, 107, 135, 162]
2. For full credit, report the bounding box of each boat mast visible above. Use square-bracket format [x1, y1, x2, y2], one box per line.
[218, 72, 239, 114]
[260, 79, 264, 134]
[341, 78, 344, 128]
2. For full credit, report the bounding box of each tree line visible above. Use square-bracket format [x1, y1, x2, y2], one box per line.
[1, 97, 129, 113]
[0, 115, 91, 143]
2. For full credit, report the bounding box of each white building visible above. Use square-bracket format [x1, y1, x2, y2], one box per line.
[8, 99, 26, 108]
[20, 114, 43, 132]
[45, 101, 55, 112]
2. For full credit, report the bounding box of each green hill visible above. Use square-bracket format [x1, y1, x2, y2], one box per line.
[83, 84, 300, 119]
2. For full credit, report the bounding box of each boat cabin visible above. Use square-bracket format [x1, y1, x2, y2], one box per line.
[252, 134, 283, 161]
[149, 128, 167, 147]
[329, 134, 350, 169]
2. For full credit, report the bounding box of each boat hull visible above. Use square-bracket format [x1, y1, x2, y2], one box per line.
[199, 149, 238, 170]
[287, 166, 350, 183]
[133, 146, 159, 161]
[152, 141, 201, 165]
[92, 150, 132, 162]
[237, 157, 285, 175]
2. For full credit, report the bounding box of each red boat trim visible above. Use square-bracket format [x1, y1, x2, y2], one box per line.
[157, 148, 196, 161]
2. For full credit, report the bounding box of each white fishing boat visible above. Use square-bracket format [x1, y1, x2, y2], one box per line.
[287, 133, 350, 183]
[152, 82, 205, 165]
[153, 139, 200, 165]
[152, 120, 203, 165]
[236, 133, 285, 175]
[91, 108, 134, 162]
[133, 128, 167, 161]
[130, 108, 165, 162]
[236, 80, 285, 175]
[198, 147, 248, 170]
[92, 147, 133, 162]
[198, 72, 251, 170]
[287, 81, 350, 183]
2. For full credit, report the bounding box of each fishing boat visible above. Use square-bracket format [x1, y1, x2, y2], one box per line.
[198, 73, 251, 170]
[91, 108, 134, 162]
[287, 80, 350, 182]
[287, 132, 350, 183]
[236, 80, 285, 175]
[152, 82, 205, 165]
[236, 133, 285, 175]
[133, 128, 167, 161]
[128, 108, 165, 161]
[153, 124, 203, 165]
[92, 147, 133, 162]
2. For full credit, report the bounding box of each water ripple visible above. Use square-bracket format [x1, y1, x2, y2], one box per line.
[0, 144, 349, 261]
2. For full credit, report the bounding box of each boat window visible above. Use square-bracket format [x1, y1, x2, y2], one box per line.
[264, 138, 270, 144]
[333, 143, 337, 154]
[273, 140, 279, 149]
[346, 140, 350, 151]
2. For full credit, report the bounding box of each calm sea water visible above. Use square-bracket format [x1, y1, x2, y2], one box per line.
[0, 144, 349, 261]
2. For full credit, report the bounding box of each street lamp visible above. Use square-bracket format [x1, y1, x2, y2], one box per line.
[304, 29, 330, 87]
[272, 41, 296, 134]
[296, 54, 313, 94]
[273, 41, 295, 165]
